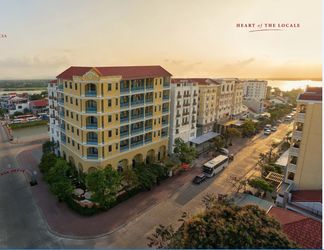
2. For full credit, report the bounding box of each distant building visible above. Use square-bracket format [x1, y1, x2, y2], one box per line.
[270, 96, 287, 105]
[169, 78, 198, 154]
[242, 79, 267, 113]
[29, 99, 48, 115]
[7, 96, 29, 115]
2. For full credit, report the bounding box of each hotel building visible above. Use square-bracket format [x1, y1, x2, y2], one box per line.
[169, 78, 198, 153]
[51, 66, 171, 172]
[284, 87, 322, 190]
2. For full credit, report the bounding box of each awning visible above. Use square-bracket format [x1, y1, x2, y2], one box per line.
[189, 131, 220, 145]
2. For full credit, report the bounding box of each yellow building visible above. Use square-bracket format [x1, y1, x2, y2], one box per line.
[285, 87, 322, 190]
[54, 66, 171, 172]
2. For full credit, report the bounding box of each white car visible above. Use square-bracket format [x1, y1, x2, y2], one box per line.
[264, 129, 271, 135]
[271, 126, 277, 132]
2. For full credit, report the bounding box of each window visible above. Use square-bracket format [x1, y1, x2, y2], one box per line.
[72, 140, 75, 146]
[108, 99, 111, 107]
[71, 127, 74, 133]
[65, 82, 67, 88]
[115, 98, 118, 106]
[109, 145, 112, 152]
[76, 114, 79, 121]
[67, 124, 70, 130]
[76, 99, 78, 106]
[75, 83, 77, 90]
[159, 92, 162, 98]
[77, 129, 79, 136]
[108, 130, 112, 137]
[71, 112, 73, 119]
[77, 144, 80, 150]
[70, 97, 73, 104]
[116, 143, 118, 150]
[116, 114, 118, 121]
[116, 83, 118, 90]
[108, 83, 112, 91]
[108, 115, 112, 122]
[116, 129, 118, 135]
[66, 110, 69, 116]
[69, 82, 72, 89]
[287, 172, 295, 181]
[65, 96, 68, 102]
[68, 138, 70, 143]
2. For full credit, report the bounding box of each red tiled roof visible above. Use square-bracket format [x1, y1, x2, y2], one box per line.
[56, 66, 172, 80]
[29, 99, 48, 107]
[291, 190, 322, 203]
[269, 207, 322, 249]
[50, 79, 57, 84]
[299, 87, 322, 101]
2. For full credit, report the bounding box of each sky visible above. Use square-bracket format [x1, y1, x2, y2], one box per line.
[0, 0, 322, 80]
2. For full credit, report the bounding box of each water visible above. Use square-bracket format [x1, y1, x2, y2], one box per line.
[0, 89, 45, 95]
[267, 80, 322, 91]
[12, 125, 49, 142]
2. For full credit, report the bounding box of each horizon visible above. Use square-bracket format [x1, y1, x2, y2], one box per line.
[0, 0, 322, 79]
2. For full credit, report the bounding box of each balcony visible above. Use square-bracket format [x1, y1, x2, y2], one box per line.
[120, 131, 129, 138]
[192, 119, 196, 123]
[131, 140, 143, 148]
[176, 123, 180, 128]
[60, 112, 64, 118]
[192, 110, 197, 114]
[176, 113, 181, 118]
[86, 139, 98, 145]
[296, 113, 305, 123]
[58, 85, 63, 91]
[193, 92, 198, 97]
[120, 87, 130, 94]
[290, 146, 299, 156]
[131, 100, 144, 107]
[86, 124, 98, 129]
[182, 121, 189, 126]
[58, 99, 64, 105]
[145, 111, 153, 117]
[163, 82, 170, 88]
[146, 84, 154, 91]
[131, 86, 145, 93]
[193, 101, 197, 105]
[287, 162, 297, 172]
[162, 120, 168, 126]
[131, 127, 144, 135]
[131, 114, 144, 121]
[183, 111, 189, 116]
[145, 98, 153, 104]
[120, 102, 129, 108]
[85, 91, 97, 97]
[177, 95, 182, 99]
[145, 124, 153, 131]
[176, 104, 181, 108]
[163, 95, 169, 101]
[87, 154, 98, 159]
[145, 137, 152, 144]
[120, 116, 129, 124]
[60, 125, 65, 131]
[162, 108, 169, 114]
[183, 103, 190, 107]
[85, 107, 97, 113]
[120, 145, 129, 152]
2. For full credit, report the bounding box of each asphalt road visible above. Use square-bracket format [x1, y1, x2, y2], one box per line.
[0, 122, 292, 248]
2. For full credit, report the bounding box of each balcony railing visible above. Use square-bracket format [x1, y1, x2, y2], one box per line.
[145, 137, 152, 143]
[192, 110, 197, 114]
[183, 112, 189, 116]
[145, 98, 153, 104]
[162, 108, 169, 113]
[162, 120, 168, 126]
[85, 91, 97, 97]
[120, 117, 129, 123]
[87, 154, 98, 159]
[58, 85, 63, 91]
[60, 112, 64, 118]
[60, 125, 65, 131]
[290, 147, 299, 156]
[120, 145, 129, 152]
[131, 127, 144, 135]
[163, 82, 170, 88]
[176, 113, 181, 118]
[145, 111, 153, 117]
[131, 114, 144, 121]
[131, 100, 144, 107]
[120, 101, 130, 107]
[287, 163, 297, 172]
[58, 99, 64, 105]
[163, 95, 169, 101]
[85, 107, 97, 113]
[120, 87, 130, 94]
[131, 140, 143, 148]
[296, 113, 305, 123]
[162, 132, 168, 137]
[86, 124, 98, 129]
[145, 124, 153, 131]
[86, 139, 98, 145]
[131, 86, 145, 93]
[146, 85, 154, 90]
[120, 131, 129, 138]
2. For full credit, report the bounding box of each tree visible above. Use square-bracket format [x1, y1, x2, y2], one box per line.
[173, 138, 197, 163]
[86, 166, 122, 208]
[148, 195, 297, 248]
[42, 141, 55, 154]
[248, 177, 274, 197]
[227, 175, 248, 193]
[121, 166, 139, 191]
[13, 111, 23, 116]
[241, 119, 256, 137]
[213, 136, 225, 151]
[39, 152, 57, 174]
[49, 178, 74, 201]
[133, 163, 168, 190]
[226, 127, 241, 145]
[45, 158, 70, 184]
[258, 143, 279, 177]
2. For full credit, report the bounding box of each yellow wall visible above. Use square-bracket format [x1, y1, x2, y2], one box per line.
[293, 102, 322, 190]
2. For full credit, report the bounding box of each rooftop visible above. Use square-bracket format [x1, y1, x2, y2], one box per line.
[269, 207, 322, 249]
[233, 193, 273, 212]
[56, 66, 172, 80]
[275, 149, 290, 167]
[298, 87, 322, 101]
[29, 99, 48, 107]
[291, 190, 322, 203]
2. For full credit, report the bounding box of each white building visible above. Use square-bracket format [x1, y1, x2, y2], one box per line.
[242, 79, 267, 113]
[48, 80, 61, 155]
[169, 78, 198, 154]
[8, 96, 29, 115]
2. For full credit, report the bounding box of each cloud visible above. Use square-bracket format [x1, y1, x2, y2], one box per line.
[0, 55, 70, 68]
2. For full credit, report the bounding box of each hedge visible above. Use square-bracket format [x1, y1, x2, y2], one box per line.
[9, 120, 47, 130]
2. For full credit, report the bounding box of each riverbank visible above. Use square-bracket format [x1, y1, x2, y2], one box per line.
[10, 120, 48, 130]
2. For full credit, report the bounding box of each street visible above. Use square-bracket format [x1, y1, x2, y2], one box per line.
[0, 122, 292, 248]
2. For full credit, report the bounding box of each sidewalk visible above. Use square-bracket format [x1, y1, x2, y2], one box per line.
[16, 134, 254, 238]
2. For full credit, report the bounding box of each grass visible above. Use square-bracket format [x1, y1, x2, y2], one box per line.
[9, 120, 48, 130]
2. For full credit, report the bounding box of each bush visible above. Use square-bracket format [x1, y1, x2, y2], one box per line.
[9, 120, 47, 130]
[66, 198, 102, 216]
[39, 152, 57, 174]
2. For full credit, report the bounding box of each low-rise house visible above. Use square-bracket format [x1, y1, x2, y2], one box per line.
[29, 99, 48, 115]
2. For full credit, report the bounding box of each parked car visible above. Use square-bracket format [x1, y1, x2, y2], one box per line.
[264, 124, 272, 130]
[192, 174, 207, 184]
[219, 147, 229, 155]
[277, 119, 283, 123]
[271, 126, 277, 132]
[264, 129, 271, 135]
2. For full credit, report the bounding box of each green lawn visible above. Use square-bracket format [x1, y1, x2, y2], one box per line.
[9, 120, 48, 130]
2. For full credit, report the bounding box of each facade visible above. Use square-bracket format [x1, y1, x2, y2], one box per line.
[29, 99, 48, 114]
[8, 96, 29, 115]
[242, 79, 267, 113]
[48, 80, 61, 155]
[196, 78, 220, 135]
[169, 78, 198, 153]
[284, 87, 322, 190]
[52, 66, 171, 172]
